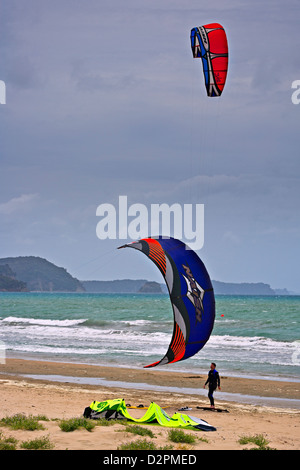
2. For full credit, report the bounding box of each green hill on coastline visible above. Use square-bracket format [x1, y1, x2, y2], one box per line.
[212, 280, 275, 295]
[0, 264, 27, 292]
[0, 256, 84, 292]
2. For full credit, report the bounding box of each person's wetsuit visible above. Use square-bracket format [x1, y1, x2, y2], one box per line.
[205, 369, 220, 407]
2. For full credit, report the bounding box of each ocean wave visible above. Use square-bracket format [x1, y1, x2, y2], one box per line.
[82, 318, 157, 328]
[0, 316, 87, 327]
[5, 344, 109, 355]
[215, 318, 238, 323]
[208, 334, 296, 351]
[1, 317, 297, 350]
[0, 322, 169, 344]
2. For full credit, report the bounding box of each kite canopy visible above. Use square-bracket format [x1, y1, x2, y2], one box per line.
[84, 398, 216, 431]
[118, 237, 215, 368]
[191, 23, 228, 97]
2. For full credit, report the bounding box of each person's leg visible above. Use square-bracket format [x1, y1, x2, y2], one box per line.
[208, 386, 215, 407]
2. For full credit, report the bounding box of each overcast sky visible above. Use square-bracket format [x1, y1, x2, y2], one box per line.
[1, 0, 299, 292]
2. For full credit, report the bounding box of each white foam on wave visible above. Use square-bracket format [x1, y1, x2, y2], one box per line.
[207, 334, 296, 352]
[6, 344, 108, 355]
[2, 315, 299, 373]
[2, 317, 296, 352]
[0, 321, 170, 350]
[0, 316, 87, 327]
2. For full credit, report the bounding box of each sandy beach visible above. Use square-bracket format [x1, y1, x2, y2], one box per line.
[0, 358, 299, 451]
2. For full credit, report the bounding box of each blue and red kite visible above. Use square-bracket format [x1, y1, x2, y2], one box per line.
[191, 23, 228, 97]
[118, 237, 215, 368]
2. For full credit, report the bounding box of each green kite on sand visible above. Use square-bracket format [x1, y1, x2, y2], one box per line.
[83, 398, 216, 432]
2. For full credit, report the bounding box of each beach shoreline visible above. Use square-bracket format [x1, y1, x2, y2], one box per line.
[1, 357, 300, 402]
[0, 358, 299, 450]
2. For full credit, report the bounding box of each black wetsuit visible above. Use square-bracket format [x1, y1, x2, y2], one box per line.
[205, 369, 220, 407]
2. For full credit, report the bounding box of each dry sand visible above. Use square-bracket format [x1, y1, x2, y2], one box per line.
[0, 358, 299, 451]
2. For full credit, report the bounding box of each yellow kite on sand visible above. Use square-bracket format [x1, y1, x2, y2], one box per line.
[83, 398, 216, 432]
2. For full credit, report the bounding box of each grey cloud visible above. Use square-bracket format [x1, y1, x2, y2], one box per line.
[0, 1, 299, 291]
[0, 193, 39, 215]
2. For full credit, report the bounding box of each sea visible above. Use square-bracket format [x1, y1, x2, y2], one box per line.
[0, 292, 299, 383]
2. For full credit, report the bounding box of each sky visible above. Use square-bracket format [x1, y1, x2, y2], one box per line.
[0, 0, 299, 292]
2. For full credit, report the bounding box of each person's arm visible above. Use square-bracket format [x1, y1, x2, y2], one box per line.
[217, 372, 221, 389]
[204, 373, 209, 387]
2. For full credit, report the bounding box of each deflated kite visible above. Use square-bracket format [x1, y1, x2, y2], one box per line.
[118, 237, 215, 368]
[191, 23, 228, 97]
[84, 398, 216, 431]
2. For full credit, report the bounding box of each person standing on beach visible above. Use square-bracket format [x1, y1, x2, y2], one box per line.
[203, 362, 221, 408]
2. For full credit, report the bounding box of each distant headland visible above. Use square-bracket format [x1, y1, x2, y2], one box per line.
[0, 256, 292, 295]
